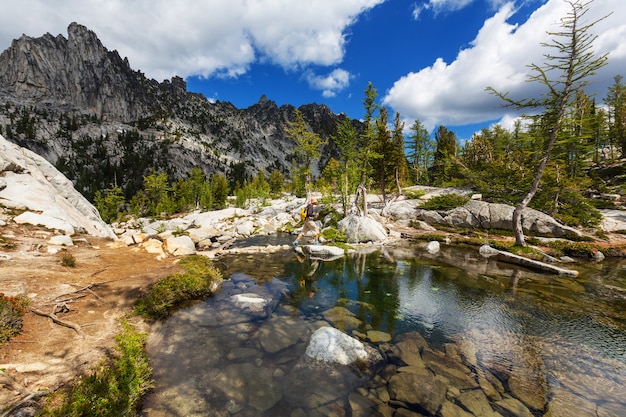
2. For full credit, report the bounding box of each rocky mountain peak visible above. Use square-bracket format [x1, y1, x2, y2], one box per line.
[0, 22, 153, 121]
[0, 23, 357, 201]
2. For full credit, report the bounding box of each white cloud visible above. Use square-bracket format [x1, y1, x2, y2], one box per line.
[0, 0, 384, 82]
[428, 0, 476, 13]
[305, 68, 352, 97]
[384, 0, 626, 132]
[412, 0, 480, 19]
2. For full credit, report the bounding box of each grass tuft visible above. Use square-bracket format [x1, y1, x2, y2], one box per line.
[40, 321, 152, 417]
[135, 255, 222, 320]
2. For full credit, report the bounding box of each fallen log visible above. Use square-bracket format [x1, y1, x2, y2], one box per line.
[479, 245, 579, 277]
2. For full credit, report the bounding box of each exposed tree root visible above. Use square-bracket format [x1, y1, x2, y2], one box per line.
[30, 308, 83, 336]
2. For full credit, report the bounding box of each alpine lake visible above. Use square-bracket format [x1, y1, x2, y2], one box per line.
[141, 234, 626, 417]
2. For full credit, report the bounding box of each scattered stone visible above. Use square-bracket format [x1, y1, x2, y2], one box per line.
[322, 306, 363, 332]
[48, 235, 73, 246]
[388, 372, 448, 415]
[426, 240, 440, 254]
[366, 330, 391, 343]
[163, 235, 196, 256]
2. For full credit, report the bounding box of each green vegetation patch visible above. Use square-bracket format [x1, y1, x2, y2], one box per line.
[0, 293, 29, 344]
[403, 188, 427, 200]
[135, 255, 222, 320]
[40, 321, 152, 417]
[540, 240, 598, 258]
[419, 193, 470, 211]
[60, 251, 77, 267]
[321, 226, 347, 243]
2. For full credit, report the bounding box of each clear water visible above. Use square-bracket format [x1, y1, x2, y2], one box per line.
[142, 239, 626, 416]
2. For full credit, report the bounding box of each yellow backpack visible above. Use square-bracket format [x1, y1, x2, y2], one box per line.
[300, 206, 307, 221]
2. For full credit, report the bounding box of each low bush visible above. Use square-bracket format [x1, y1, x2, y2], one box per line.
[321, 226, 347, 243]
[41, 321, 152, 417]
[404, 188, 426, 200]
[135, 255, 222, 320]
[0, 293, 29, 344]
[61, 252, 77, 267]
[419, 193, 470, 211]
[541, 240, 597, 258]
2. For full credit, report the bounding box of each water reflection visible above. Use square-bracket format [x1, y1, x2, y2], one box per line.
[142, 242, 626, 416]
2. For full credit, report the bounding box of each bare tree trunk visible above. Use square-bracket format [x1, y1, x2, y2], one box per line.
[395, 167, 402, 196]
[514, 121, 564, 246]
[351, 183, 368, 217]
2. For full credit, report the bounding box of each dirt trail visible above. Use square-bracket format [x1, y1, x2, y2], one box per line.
[0, 223, 180, 413]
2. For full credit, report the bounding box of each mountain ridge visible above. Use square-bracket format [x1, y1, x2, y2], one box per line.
[0, 22, 351, 199]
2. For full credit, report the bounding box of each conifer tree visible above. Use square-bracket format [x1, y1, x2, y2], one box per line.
[285, 109, 326, 199]
[432, 125, 458, 185]
[604, 74, 626, 157]
[332, 117, 359, 216]
[390, 111, 408, 195]
[353, 82, 380, 216]
[407, 118, 433, 184]
[487, 0, 609, 246]
[374, 106, 391, 201]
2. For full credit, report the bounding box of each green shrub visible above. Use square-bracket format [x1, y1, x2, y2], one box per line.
[61, 252, 77, 267]
[419, 193, 470, 210]
[321, 227, 347, 243]
[415, 233, 447, 242]
[135, 255, 222, 320]
[404, 189, 426, 199]
[541, 240, 597, 258]
[41, 321, 152, 417]
[0, 293, 29, 344]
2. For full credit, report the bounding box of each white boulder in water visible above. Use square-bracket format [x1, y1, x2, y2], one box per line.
[305, 326, 369, 365]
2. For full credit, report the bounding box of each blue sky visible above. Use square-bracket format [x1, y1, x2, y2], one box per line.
[1, 0, 624, 141]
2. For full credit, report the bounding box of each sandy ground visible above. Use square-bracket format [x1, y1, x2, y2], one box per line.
[0, 222, 181, 414]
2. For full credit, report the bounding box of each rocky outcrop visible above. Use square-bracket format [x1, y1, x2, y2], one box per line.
[0, 134, 115, 238]
[338, 215, 388, 243]
[415, 199, 581, 238]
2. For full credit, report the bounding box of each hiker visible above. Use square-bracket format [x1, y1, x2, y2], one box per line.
[294, 197, 320, 246]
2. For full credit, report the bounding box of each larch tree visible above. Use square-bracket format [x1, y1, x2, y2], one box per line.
[285, 109, 326, 200]
[390, 111, 408, 196]
[604, 75, 626, 158]
[407, 118, 433, 184]
[374, 106, 391, 201]
[332, 117, 359, 216]
[353, 82, 380, 216]
[432, 125, 458, 185]
[487, 0, 610, 246]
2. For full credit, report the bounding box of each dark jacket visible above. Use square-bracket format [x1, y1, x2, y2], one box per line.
[306, 203, 316, 219]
